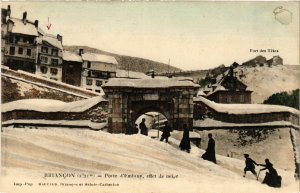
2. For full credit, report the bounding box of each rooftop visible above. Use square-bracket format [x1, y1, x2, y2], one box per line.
[81, 52, 118, 64]
[103, 77, 200, 88]
[62, 50, 83, 62]
[8, 18, 38, 36]
[42, 34, 63, 50]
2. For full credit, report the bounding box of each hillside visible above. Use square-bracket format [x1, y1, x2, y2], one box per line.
[237, 65, 300, 103]
[1, 127, 297, 193]
[63, 45, 181, 73]
[196, 65, 299, 104]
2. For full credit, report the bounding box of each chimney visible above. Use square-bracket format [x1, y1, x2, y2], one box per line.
[34, 20, 39, 28]
[229, 66, 234, 77]
[7, 5, 11, 17]
[151, 70, 155, 78]
[22, 11, 27, 24]
[79, 49, 84, 56]
[57, 34, 63, 43]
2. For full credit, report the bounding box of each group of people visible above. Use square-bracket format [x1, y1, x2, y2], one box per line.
[134, 119, 281, 188]
[243, 154, 281, 187]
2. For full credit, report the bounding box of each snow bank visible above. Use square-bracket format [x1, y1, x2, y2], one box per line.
[104, 78, 199, 88]
[2, 96, 106, 113]
[1, 127, 297, 193]
[194, 96, 299, 115]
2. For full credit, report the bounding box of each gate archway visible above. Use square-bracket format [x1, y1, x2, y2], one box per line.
[103, 77, 199, 133]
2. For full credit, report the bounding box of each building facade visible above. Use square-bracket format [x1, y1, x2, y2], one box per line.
[80, 49, 117, 93]
[3, 12, 39, 73]
[205, 66, 252, 104]
[36, 33, 63, 81]
[62, 50, 83, 86]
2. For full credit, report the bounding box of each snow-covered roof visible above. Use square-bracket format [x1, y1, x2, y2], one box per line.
[2, 119, 107, 130]
[116, 69, 149, 79]
[193, 96, 300, 115]
[103, 78, 200, 88]
[9, 18, 38, 36]
[194, 118, 298, 129]
[62, 50, 83, 62]
[197, 90, 206, 96]
[42, 34, 63, 49]
[2, 96, 107, 113]
[81, 53, 118, 64]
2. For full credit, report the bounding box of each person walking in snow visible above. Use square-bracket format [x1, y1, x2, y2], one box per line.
[259, 159, 281, 188]
[139, 118, 148, 136]
[133, 124, 139, 134]
[243, 154, 258, 179]
[179, 124, 191, 153]
[201, 133, 216, 163]
[160, 121, 172, 143]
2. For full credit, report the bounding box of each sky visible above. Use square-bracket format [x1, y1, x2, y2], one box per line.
[2, 2, 299, 70]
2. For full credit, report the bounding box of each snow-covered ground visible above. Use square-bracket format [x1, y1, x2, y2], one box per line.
[1, 127, 298, 193]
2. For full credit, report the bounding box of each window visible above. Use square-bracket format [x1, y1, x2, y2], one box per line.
[9, 46, 15, 55]
[50, 68, 58, 75]
[110, 72, 116, 78]
[40, 56, 48, 64]
[87, 61, 91, 68]
[41, 47, 48, 53]
[95, 90, 101, 93]
[227, 95, 232, 103]
[40, 66, 48, 74]
[51, 59, 59, 67]
[67, 65, 74, 74]
[96, 80, 102, 87]
[240, 94, 245, 103]
[102, 72, 108, 79]
[18, 47, 23, 55]
[15, 36, 20, 43]
[86, 78, 93, 85]
[51, 49, 58, 56]
[26, 49, 31, 56]
[87, 71, 91, 77]
[9, 36, 14, 43]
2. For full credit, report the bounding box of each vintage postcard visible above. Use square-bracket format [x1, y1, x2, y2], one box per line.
[1, 1, 299, 193]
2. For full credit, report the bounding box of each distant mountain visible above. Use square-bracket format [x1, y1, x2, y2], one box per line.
[63, 46, 181, 73]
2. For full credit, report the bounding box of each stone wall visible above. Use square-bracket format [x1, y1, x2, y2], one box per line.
[2, 101, 109, 123]
[1, 76, 84, 103]
[194, 101, 299, 126]
[2, 67, 98, 98]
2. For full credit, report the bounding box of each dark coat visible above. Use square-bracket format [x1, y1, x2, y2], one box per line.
[139, 122, 148, 136]
[261, 162, 281, 187]
[179, 129, 191, 150]
[161, 125, 172, 138]
[245, 158, 257, 170]
[202, 138, 216, 163]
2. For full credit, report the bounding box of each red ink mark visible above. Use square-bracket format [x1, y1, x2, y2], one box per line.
[46, 17, 52, 30]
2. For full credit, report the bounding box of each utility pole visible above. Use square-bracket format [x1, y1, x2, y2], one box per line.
[127, 63, 130, 78]
[168, 58, 170, 77]
[157, 113, 160, 138]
